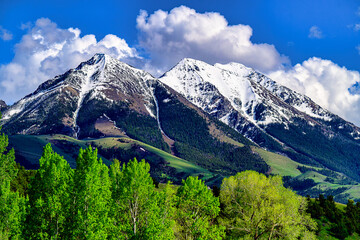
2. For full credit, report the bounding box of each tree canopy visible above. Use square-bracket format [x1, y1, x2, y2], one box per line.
[0, 114, 25, 239]
[220, 171, 317, 240]
[25, 143, 73, 239]
[176, 176, 225, 240]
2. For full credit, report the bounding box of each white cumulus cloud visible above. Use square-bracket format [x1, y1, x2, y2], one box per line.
[0, 26, 13, 41]
[136, 6, 288, 75]
[308, 26, 323, 39]
[0, 18, 140, 104]
[269, 58, 360, 125]
[354, 24, 360, 31]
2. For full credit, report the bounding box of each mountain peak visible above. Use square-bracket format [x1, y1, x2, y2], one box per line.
[91, 53, 108, 63]
[76, 53, 110, 70]
[177, 58, 210, 68]
[215, 62, 252, 74]
[1, 52, 157, 136]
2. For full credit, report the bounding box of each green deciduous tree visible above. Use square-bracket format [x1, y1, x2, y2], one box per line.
[68, 146, 111, 239]
[220, 171, 317, 240]
[175, 176, 225, 240]
[25, 143, 73, 239]
[109, 158, 175, 239]
[0, 114, 25, 239]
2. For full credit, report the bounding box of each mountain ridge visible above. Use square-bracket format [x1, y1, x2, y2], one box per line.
[160, 58, 360, 181]
[2, 53, 360, 202]
[1, 53, 270, 179]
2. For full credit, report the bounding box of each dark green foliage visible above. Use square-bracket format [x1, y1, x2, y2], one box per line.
[10, 163, 36, 196]
[0, 115, 25, 239]
[345, 200, 360, 235]
[76, 96, 169, 151]
[284, 178, 318, 191]
[299, 186, 349, 204]
[155, 85, 269, 177]
[266, 119, 360, 181]
[174, 142, 268, 176]
[95, 142, 180, 183]
[307, 194, 360, 239]
[111, 107, 169, 152]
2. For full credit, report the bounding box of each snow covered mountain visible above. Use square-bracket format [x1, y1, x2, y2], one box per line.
[3, 54, 360, 182]
[1, 54, 159, 138]
[160, 58, 360, 181]
[1, 54, 268, 177]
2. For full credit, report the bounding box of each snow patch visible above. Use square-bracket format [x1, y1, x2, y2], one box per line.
[145, 105, 156, 118]
[294, 103, 332, 121]
[73, 55, 107, 138]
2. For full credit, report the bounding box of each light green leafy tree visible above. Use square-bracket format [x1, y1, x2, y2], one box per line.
[26, 143, 73, 239]
[220, 170, 317, 240]
[68, 146, 111, 239]
[175, 176, 225, 240]
[0, 114, 25, 239]
[109, 158, 175, 239]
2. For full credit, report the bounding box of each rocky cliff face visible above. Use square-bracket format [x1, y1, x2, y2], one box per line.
[0, 100, 7, 112]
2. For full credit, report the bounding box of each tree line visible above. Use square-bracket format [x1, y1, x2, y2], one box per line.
[307, 194, 360, 239]
[0, 133, 318, 240]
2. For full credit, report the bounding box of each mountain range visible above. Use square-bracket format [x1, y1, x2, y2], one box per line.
[1, 53, 360, 202]
[160, 59, 360, 182]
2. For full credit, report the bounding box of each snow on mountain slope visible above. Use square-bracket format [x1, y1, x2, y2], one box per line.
[216, 62, 332, 120]
[1, 54, 159, 137]
[160, 58, 360, 182]
[215, 61, 360, 140]
[160, 58, 360, 141]
[160, 58, 301, 128]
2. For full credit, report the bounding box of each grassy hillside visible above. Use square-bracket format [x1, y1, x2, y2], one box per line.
[8, 132, 360, 202]
[8, 134, 214, 184]
[266, 120, 360, 182]
[251, 146, 360, 203]
[252, 146, 302, 177]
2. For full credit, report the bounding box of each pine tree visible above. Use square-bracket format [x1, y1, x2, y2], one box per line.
[69, 146, 111, 239]
[25, 143, 73, 239]
[0, 113, 25, 239]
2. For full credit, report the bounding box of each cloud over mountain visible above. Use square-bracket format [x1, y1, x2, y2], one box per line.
[269, 57, 360, 125]
[136, 6, 288, 75]
[1, 7, 360, 127]
[0, 18, 140, 103]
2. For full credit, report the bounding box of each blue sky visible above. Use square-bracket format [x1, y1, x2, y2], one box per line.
[1, 0, 360, 125]
[1, 0, 359, 69]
